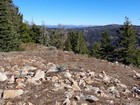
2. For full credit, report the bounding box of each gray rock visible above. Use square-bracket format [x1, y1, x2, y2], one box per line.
[107, 86, 120, 98]
[47, 63, 60, 73]
[132, 86, 140, 96]
[80, 94, 99, 103]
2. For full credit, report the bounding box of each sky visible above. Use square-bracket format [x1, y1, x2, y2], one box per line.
[13, 0, 140, 25]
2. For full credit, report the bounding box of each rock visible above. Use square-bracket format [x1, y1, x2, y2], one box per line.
[62, 97, 71, 105]
[71, 101, 77, 105]
[21, 65, 37, 75]
[74, 95, 80, 101]
[80, 94, 99, 103]
[22, 65, 37, 71]
[102, 71, 110, 83]
[117, 83, 127, 89]
[16, 78, 24, 83]
[16, 82, 26, 89]
[0, 72, 8, 81]
[32, 70, 45, 81]
[28, 102, 33, 105]
[122, 89, 131, 95]
[65, 89, 74, 98]
[47, 63, 59, 73]
[64, 71, 72, 79]
[52, 83, 64, 91]
[132, 86, 140, 96]
[107, 100, 114, 105]
[79, 79, 86, 87]
[87, 71, 95, 77]
[84, 77, 93, 85]
[55, 101, 61, 105]
[3, 89, 24, 99]
[132, 70, 140, 79]
[51, 76, 59, 82]
[79, 72, 86, 78]
[8, 75, 15, 84]
[71, 80, 81, 91]
[26, 78, 40, 85]
[0, 89, 3, 99]
[107, 86, 120, 98]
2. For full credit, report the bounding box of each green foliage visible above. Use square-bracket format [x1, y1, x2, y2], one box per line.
[91, 42, 101, 58]
[29, 24, 41, 43]
[39, 25, 49, 46]
[65, 35, 72, 51]
[117, 17, 137, 65]
[134, 50, 140, 68]
[50, 29, 66, 49]
[0, 0, 21, 52]
[100, 32, 114, 60]
[20, 22, 32, 43]
[65, 31, 88, 54]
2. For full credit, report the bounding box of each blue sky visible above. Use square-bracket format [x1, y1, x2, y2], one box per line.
[13, 0, 140, 25]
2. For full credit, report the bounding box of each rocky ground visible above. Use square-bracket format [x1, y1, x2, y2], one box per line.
[0, 46, 140, 105]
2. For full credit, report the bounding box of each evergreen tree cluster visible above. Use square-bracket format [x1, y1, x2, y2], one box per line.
[90, 17, 140, 67]
[65, 31, 88, 54]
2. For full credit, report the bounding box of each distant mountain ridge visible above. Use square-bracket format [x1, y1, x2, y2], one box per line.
[47, 24, 140, 47]
[47, 25, 93, 29]
[73, 24, 140, 47]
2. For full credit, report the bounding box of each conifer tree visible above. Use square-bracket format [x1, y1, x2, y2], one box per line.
[100, 32, 114, 60]
[64, 35, 72, 51]
[0, 0, 21, 51]
[20, 22, 32, 43]
[91, 42, 101, 58]
[65, 31, 88, 54]
[117, 17, 137, 64]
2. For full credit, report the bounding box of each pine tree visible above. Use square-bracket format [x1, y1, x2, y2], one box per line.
[77, 32, 89, 54]
[117, 17, 137, 65]
[65, 35, 72, 51]
[91, 42, 101, 58]
[20, 22, 32, 43]
[100, 32, 114, 60]
[0, 0, 21, 51]
[65, 31, 88, 54]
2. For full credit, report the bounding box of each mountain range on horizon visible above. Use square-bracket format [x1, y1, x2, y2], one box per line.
[47, 24, 140, 47]
[46, 24, 140, 29]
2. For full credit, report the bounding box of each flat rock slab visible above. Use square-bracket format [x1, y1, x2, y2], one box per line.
[3, 89, 24, 99]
